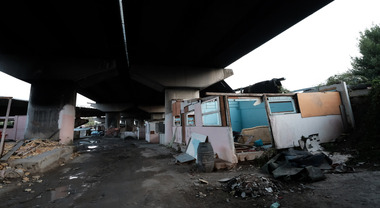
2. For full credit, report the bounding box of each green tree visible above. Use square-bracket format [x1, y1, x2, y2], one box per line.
[323, 24, 380, 86]
[351, 24, 380, 81]
[325, 71, 367, 85]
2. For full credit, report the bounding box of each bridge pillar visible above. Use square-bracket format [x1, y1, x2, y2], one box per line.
[24, 81, 76, 144]
[164, 88, 199, 145]
[105, 112, 121, 129]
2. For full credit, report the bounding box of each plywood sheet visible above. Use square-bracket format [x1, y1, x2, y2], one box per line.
[297, 92, 342, 118]
[172, 101, 181, 116]
[270, 113, 344, 149]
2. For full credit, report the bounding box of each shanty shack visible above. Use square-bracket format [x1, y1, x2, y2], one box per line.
[170, 83, 354, 164]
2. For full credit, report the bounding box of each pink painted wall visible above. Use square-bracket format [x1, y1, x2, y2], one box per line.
[59, 105, 75, 145]
[149, 134, 159, 143]
[270, 114, 344, 149]
[0, 116, 27, 141]
[173, 102, 237, 163]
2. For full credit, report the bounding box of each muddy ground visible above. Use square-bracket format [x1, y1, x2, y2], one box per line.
[0, 137, 379, 208]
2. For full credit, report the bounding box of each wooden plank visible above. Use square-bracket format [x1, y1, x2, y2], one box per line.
[0, 98, 12, 156]
[172, 100, 182, 116]
[219, 96, 227, 126]
[263, 95, 276, 147]
[0, 140, 24, 161]
[297, 92, 342, 118]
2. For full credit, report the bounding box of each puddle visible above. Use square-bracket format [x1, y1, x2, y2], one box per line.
[68, 172, 85, 180]
[88, 145, 98, 149]
[50, 185, 71, 201]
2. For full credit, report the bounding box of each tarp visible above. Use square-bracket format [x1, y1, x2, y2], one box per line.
[262, 149, 332, 182]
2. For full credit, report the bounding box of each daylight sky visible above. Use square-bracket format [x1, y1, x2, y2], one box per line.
[1, 0, 380, 105]
[226, 0, 380, 91]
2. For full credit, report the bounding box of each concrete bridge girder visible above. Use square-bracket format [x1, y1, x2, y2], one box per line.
[130, 66, 233, 91]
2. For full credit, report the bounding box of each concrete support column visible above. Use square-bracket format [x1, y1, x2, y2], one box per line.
[105, 112, 121, 129]
[164, 88, 199, 145]
[24, 81, 76, 144]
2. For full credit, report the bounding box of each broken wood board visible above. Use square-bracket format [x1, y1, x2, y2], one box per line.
[8, 139, 62, 161]
[214, 158, 236, 170]
[236, 151, 264, 162]
[174, 153, 195, 163]
[0, 141, 23, 161]
[297, 92, 342, 118]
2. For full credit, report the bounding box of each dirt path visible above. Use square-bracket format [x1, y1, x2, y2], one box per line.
[0, 137, 379, 208]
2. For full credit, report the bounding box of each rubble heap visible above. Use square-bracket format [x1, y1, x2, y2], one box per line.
[221, 174, 282, 199]
[3, 139, 62, 161]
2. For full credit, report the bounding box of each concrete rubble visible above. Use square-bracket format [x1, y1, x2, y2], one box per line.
[0, 139, 75, 178]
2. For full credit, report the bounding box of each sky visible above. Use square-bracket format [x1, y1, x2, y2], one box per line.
[1, 0, 380, 105]
[225, 0, 380, 91]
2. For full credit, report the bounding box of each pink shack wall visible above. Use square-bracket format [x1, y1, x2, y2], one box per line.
[173, 102, 238, 163]
[0, 115, 27, 141]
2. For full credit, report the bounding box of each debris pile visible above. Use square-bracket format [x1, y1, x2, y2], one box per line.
[220, 174, 282, 199]
[3, 139, 62, 161]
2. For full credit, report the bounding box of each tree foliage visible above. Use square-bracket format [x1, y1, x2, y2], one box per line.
[351, 24, 380, 81]
[324, 24, 380, 86]
[325, 71, 367, 86]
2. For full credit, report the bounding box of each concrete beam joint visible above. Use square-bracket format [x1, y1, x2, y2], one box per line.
[130, 66, 233, 90]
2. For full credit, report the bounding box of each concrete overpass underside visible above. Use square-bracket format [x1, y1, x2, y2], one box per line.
[0, 0, 333, 143]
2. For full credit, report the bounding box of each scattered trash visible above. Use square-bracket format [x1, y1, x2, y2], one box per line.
[22, 177, 30, 183]
[174, 153, 195, 164]
[218, 178, 233, 183]
[329, 152, 352, 164]
[265, 187, 273, 193]
[262, 148, 331, 182]
[331, 163, 355, 173]
[220, 174, 281, 199]
[197, 192, 207, 198]
[299, 134, 322, 153]
[254, 139, 263, 147]
[357, 162, 365, 166]
[199, 179, 209, 184]
[270, 202, 280, 208]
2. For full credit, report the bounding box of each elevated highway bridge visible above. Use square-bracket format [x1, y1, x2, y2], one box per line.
[0, 0, 333, 143]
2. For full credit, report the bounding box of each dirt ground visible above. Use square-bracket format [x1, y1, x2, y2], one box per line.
[0, 137, 379, 208]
